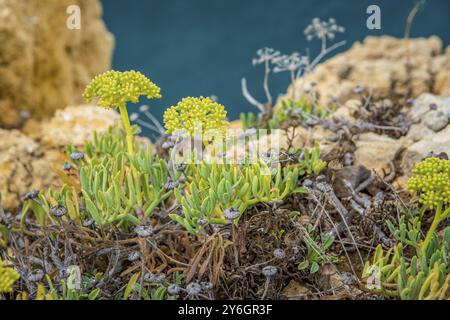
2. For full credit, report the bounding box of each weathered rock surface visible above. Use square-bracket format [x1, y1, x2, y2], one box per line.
[354, 133, 405, 177]
[0, 105, 119, 211]
[401, 125, 450, 179]
[286, 36, 449, 106]
[0, 0, 114, 127]
[409, 93, 450, 132]
[434, 46, 450, 97]
[41, 105, 120, 147]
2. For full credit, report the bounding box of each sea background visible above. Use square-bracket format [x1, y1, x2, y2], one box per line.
[101, 0, 450, 138]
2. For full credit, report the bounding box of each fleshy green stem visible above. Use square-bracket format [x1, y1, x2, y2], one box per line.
[421, 203, 442, 253]
[119, 104, 134, 156]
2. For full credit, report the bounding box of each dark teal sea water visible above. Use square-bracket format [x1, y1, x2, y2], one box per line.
[101, 0, 450, 137]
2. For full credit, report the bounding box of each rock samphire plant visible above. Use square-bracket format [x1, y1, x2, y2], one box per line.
[83, 70, 161, 155]
[363, 157, 450, 300]
[170, 161, 305, 234]
[3, 69, 329, 300]
[23, 127, 173, 231]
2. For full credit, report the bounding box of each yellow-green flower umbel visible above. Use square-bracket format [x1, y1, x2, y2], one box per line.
[163, 96, 228, 136]
[0, 259, 20, 293]
[83, 70, 161, 155]
[406, 157, 450, 251]
[406, 157, 450, 209]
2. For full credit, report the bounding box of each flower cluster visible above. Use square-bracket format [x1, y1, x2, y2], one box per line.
[272, 53, 308, 73]
[0, 259, 20, 293]
[83, 70, 161, 108]
[304, 18, 345, 41]
[252, 47, 281, 66]
[406, 157, 450, 208]
[163, 96, 228, 135]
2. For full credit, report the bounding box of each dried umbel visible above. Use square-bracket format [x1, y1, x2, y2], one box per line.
[167, 284, 181, 295]
[223, 207, 240, 222]
[70, 152, 85, 161]
[186, 282, 202, 296]
[0, 259, 20, 293]
[50, 204, 68, 218]
[134, 225, 153, 238]
[163, 96, 228, 136]
[262, 266, 278, 277]
[304, 17, 345, 42]
[273, 249, 286, 260]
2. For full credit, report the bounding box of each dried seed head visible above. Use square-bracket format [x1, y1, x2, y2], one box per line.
[273, 249, 286, 259]
[201, 281, 213, 291]
[175, 163, 187, 172]
[164, 180, 179, 191]
[140, 105, 149, 113]
[63, 162, 72, 171]
[167, 284, 181, 295]
[343, 153, 354, 167]
[197, 219, 208, 226]
[161, 141, 173, 150]
[134, 225, 153, 238]
[24, 190, 39, 201]
[316, 182, 332, 193]
[186, 282, 202, 296]
[83, 219, 95, 228]
[70, 152, 85, 161]
[353, 85, 364, 94]
[305, 118, 320, 127]
[316, 175, 327, 183]
[302, 179, 313, 189]
[27, 270, 44, 282]
[154, 273, 166, 284]
[262, 266, 278, 277]
[130, 113, 139, 121]
[143, 272, 155, 283]
[50, 205, 67, 218]
[223, 208, 240, 221]
[128, 251, 140, 262]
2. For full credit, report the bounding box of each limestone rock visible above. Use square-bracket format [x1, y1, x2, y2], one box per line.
[282, 280, 310, 299]
[0, 129, 51, 210]
[0, 0, 114, 127]
[332, 165, 372, 198]
[409, 93, 450, 131]
[286, 36, 448, 106]
[434, 46, 450, 96]
[41, 105, 120, 148]
[354, 133, 404, 177]
[401, 125, 450, 179]
[0, 105, 120, 211]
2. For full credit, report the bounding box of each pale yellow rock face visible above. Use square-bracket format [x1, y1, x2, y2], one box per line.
[285, 36, 449, 106]
[0, 0, 114, 127]
[434, 46, 450, 97]
[0, 105, 119, 211]
[41, 105, 120, 147]
[354, 133, 405, 177]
